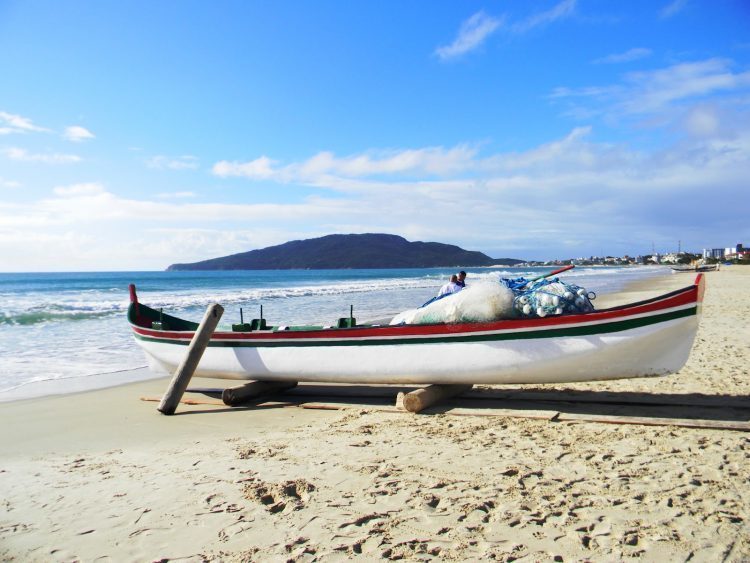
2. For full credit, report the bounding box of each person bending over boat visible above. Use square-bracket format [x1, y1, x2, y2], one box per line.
[438, 275, 462, 297]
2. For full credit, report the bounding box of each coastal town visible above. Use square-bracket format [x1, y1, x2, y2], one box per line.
[520, 243, 748, 267]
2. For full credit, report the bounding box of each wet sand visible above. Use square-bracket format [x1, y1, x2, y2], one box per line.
[1, 268, 748, 561]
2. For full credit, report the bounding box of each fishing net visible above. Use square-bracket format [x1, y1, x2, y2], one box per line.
[390, 275, 596, 325]
[390, 282, 514, 325]
[502, 277, 595, 318]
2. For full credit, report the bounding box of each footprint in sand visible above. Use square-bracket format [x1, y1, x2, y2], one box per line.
[243, 478, 315, 513]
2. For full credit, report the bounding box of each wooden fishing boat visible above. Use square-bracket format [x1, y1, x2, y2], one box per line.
[128, 275, 704, 385]
[672, 264, 717, 273]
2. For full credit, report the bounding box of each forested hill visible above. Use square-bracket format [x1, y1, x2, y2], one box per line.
[166, 233, 524, 270]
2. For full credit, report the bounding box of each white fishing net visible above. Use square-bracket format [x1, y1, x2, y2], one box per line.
[390, 282, 515, 325]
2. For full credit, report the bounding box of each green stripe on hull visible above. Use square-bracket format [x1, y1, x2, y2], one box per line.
[134, 307, 696, 348]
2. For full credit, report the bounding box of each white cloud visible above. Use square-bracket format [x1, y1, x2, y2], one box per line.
[434, 1, 576, 62]
[660, 0, 687, 19]
[3, 147, 82, 164]
[0, 177, 22, 188]
[512, 0, 576, 34]
[156, 191, 197, 199]
[0, 183, 350, 231]
[134, 227, 321, 267]
[147, 155, 199, 170]
[593, 48, 652, 65]
[203, 127, 750, 257]
[621, 59, 750, 114]
[213, 146, 478, 183]
[0, 226, 331, 272]
[482, 127, 600, 171]
[64, 125, 95, 142]
[212, 155, 278, 179]
[435, 11, 502, 61]
[684, 105, 720, 137]
[0, 230, 96, 271]
[53, 183, 106, 197]
[550, 58, 750, 125]
[549, 86, 612, 100]
[4, 122, 750, 270]
[208, 128, 750, 213]
[301, 146, 477, 177]
[0, 111, 49, 135]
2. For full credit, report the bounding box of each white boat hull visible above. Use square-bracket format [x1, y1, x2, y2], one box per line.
[135, 312, 699, 385]
[130, 275, 704, 385]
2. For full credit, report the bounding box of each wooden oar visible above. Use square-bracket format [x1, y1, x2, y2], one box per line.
[524, 264, 575, 286]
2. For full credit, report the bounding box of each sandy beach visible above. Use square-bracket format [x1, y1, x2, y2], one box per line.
[1, 268, 749, 561]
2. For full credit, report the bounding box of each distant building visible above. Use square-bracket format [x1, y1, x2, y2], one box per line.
[703, 248, 725, 260]
[739, 246, 750, 260]
[725, 243, 745, 260]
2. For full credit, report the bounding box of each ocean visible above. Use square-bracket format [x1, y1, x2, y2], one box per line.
[0, 266, 670, 402]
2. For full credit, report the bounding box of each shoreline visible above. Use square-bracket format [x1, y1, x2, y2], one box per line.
[2, 268, 748, 560]
[0, 365, 153, 404]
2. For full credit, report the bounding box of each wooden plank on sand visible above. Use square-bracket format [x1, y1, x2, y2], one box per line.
[470, 389, 750, 409]
[276, 384, 750, 410]
[142, 396, 225, 407]
[557, 412, 750, 432]
[447, 408, 560, 420]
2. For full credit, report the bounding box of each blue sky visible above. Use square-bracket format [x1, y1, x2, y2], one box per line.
[1, 0, 749, 271]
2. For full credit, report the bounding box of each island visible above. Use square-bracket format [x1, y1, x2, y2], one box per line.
[166, 233, 524, 270]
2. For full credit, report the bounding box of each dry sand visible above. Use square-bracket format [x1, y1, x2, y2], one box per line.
[1, 268, 749, 561]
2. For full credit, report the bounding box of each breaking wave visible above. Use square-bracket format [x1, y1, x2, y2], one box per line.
[0, 307, 122, 326]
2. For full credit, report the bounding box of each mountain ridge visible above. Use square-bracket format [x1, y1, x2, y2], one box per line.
[166, 233, 524, 271]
